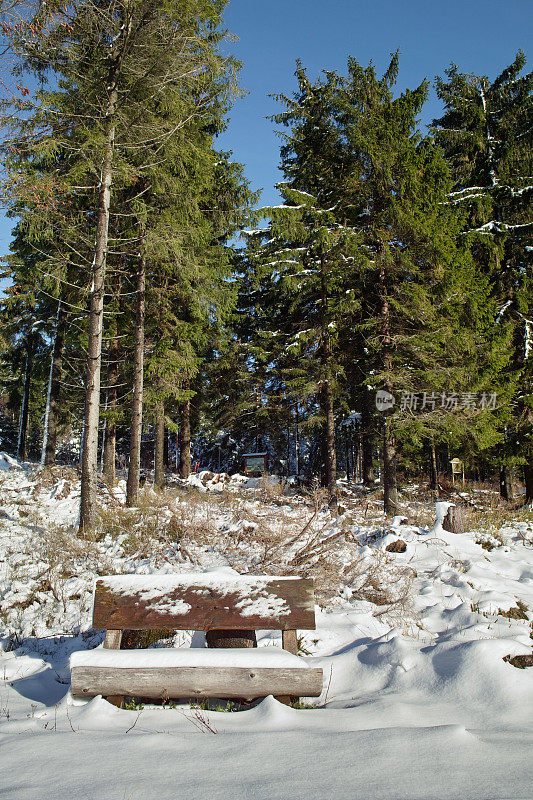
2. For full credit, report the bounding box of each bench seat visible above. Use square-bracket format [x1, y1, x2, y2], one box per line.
[70, 646, 323, 701]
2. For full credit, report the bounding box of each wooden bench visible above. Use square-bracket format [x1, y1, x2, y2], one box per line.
[70, 573, 323, 706]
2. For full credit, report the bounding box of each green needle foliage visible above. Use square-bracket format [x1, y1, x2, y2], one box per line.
[243, 53, 513, 509]
[433, 52, 532, 497]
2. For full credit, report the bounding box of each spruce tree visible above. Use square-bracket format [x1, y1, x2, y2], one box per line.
[256, 54, 510, 511]
[252, 64, 366, 504]
[433, 52, 532, 498]
[2, 1, 245, 524]
[1, 0, 239, 528]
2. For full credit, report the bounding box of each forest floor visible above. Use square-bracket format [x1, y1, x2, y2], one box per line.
[1, 454, 532, 799]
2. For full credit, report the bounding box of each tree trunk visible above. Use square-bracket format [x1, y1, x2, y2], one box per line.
[443, 504, 465, 533]
[295, 404, 300, 476]
[79, 11, 134, 530]
[42, 302, 66, 467]
[361, 390, 375, 485]
[179, 398, 191, 479]
[321, 376, 337, 505]
[524, 463, 533, 505]
[428, 437, 438, 491]
[102, 322, 119, 485]
[379, 261, 399, 515]
[79, 56, 122, 532]
[383, 421, 399, 515]
[41, 343, 54, 467]
[126, 252, 146, 507]
[154, 403, 165, 490]
[499, 464, 513, 502]
[319, 255, 337, 506]
[344, 432, 351, 480]
[206, 630, 257, 648]
[17, 337, 34, 461]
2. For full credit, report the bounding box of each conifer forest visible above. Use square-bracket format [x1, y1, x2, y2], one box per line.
[0, 1, 531, 523]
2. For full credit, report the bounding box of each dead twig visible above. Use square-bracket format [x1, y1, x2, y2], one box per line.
[290, 519, 332, 564]
[284, 509, 319, 548]
[125, 709, 143, 734]
[291, 529, 348, 565]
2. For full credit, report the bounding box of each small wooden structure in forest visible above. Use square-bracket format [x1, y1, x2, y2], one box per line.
[450, 457, 465, 486]
[243, 452, 268, 476]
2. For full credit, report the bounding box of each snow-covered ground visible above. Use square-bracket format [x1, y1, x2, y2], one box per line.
[1, 457, 532, 799]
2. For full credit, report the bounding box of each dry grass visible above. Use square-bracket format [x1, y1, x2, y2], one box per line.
[19, 480, 426, 633]
[407, 505, 436, 529]
[463, 505, 533, 545]
[1, 511, 112, 634]
[29, 521, 113, 608]
[498, 600, 529, 621]
[94, 488, 196, 562]
[256, 475, 289, 503]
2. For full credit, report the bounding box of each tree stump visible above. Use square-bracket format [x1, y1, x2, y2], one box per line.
[206, 629, 257, 648]
[442, 504, 466, 533]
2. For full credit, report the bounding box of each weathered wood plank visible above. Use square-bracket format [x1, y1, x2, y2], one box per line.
[93, 576, 316, 631]
[71, 665, 323, 701]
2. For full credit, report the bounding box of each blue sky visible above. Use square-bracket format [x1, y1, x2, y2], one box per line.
[217, 0, 532, 207]
[0, 0, 531, 275]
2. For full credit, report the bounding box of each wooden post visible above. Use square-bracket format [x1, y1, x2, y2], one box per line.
[103, 629, 124, 707]
[278, 629, 300, 705]
[282, 629, 298, 655]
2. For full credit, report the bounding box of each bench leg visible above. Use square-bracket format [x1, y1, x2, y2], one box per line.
[282, 629, 298, 655]
[276, 630, 299, 705]
[275, 695, 293, 706]
[103, 629, 124, 708]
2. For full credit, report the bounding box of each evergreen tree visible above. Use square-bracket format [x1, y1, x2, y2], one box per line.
[433, 52, 532, 499]
[1, 0, 240, 529]
[257, 54, 510, 512]
[250, 64, 366, 504]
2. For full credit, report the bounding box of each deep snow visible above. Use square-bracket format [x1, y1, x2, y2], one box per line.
[1, 456, 532, 799]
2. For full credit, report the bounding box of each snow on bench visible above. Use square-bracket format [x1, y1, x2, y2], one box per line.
[71, 646, 309, 670]
[70, 572, 323, 704]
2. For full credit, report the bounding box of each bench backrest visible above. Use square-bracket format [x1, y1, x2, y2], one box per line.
[93, 574, 316, 632]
